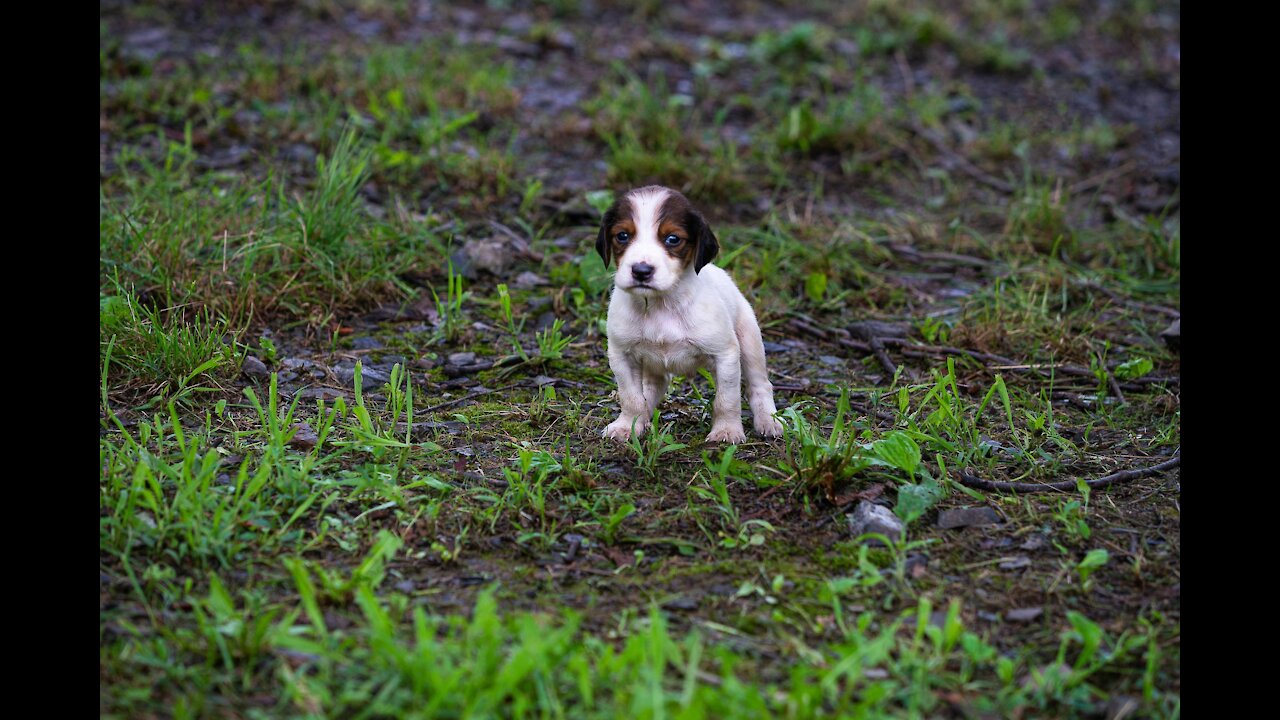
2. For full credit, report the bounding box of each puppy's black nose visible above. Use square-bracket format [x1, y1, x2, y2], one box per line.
[632, 263, 655, 282]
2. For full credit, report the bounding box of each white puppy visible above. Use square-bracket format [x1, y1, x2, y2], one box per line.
[596, 185, 784, 444]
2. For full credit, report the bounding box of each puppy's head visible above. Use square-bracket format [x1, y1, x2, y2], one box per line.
[595, 185, 719, 296]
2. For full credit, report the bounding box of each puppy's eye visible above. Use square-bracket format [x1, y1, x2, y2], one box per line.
[615, 232, 631, 244]
[663, 234, 682, 246]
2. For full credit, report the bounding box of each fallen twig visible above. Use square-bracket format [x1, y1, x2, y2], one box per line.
[868, 336, 898, 377]
[1106, 370, 1127, 405]
[956, 455, 1180, 494]
[795, 317, 1180, 390]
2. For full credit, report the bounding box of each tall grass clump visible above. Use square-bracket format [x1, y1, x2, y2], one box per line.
[291, 123, 374, 261]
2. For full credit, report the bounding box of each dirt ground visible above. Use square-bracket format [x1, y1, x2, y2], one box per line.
[101, 1, 1180, 716]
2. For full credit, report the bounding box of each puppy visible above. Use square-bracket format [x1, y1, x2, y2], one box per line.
[596, 185, 784, 444]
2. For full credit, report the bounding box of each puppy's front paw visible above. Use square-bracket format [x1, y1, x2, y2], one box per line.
[604, 418, 646, 443]
[705, 423, 746, 444]
[754, 415, 784, 438]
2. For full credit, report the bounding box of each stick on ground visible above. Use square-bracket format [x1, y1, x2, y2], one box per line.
[955, 455, 1180, 494]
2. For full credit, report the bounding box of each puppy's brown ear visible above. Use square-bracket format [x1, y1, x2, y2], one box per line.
[596, 202, 617, 267]
[690, 210, 720, 274]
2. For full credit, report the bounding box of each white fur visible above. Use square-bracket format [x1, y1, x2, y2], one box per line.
[603, 189, 784, 444]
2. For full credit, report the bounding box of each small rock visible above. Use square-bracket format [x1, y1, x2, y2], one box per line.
[818, 355, 844, 366]
[242, 355, 269, 379]
[1020, 534, 1047, 551]
[394, 580, 416, 593]
[762, 341, 790, 354]
[848, 502, 904, 545]
[351, 336, 383, 351]
[447, 352, 476, 365]
[1007, 607, 1043, 623]
[533, 310, 558, 331]
[295, 387, 347, 402]
[335, 365, 390, 388]
[453, 235, 521, 278]
[513, 271, 548, 288]
[662, 597, 700, 611]
[289, 422, 319, 450]
[532, 375, 557, 387]
[937, 506, 1002, 529]
[999, 556, 1031, 570]
[278, 370, 298, 382]
[1160, 318, 1180, 351]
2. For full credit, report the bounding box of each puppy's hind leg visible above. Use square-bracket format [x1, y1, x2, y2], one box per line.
[706, 351, 747, 444]
[736, 312, 784, 437]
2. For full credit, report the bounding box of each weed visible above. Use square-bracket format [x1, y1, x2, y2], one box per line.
[1053, 478, 1093, 544]
[534, 318, 574, 365]
[627, 409, 689, 478]
[431, 260, 467, 344]
[1075, 549, 1110, 591]
[495, 282, 528, 361]
[777, 390, 874, 499]
[292, 124, 372, 258]
[100, 284, 240, 406]
[691, 447, 777, 548]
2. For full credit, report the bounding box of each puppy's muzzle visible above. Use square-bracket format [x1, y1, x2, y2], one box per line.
[631, 263, 655, 283]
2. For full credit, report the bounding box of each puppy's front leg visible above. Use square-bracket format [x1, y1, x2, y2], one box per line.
[705, 352, 747, 444]
[604, 348, 651, 442]
[641, 369, 668, 418]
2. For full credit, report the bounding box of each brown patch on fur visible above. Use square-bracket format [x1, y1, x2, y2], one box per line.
[657, 219, 693, 264]
[610, 218, 637, 260]
[656, 190, 718, 272]
[595, 195, 635, 267]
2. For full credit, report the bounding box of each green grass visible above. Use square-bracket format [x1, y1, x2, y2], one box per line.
[105, 578, 1174, 718]
[101, 285, 241, 406]
[588, 69, 748, 201]
[101, 2, 1180, 716]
